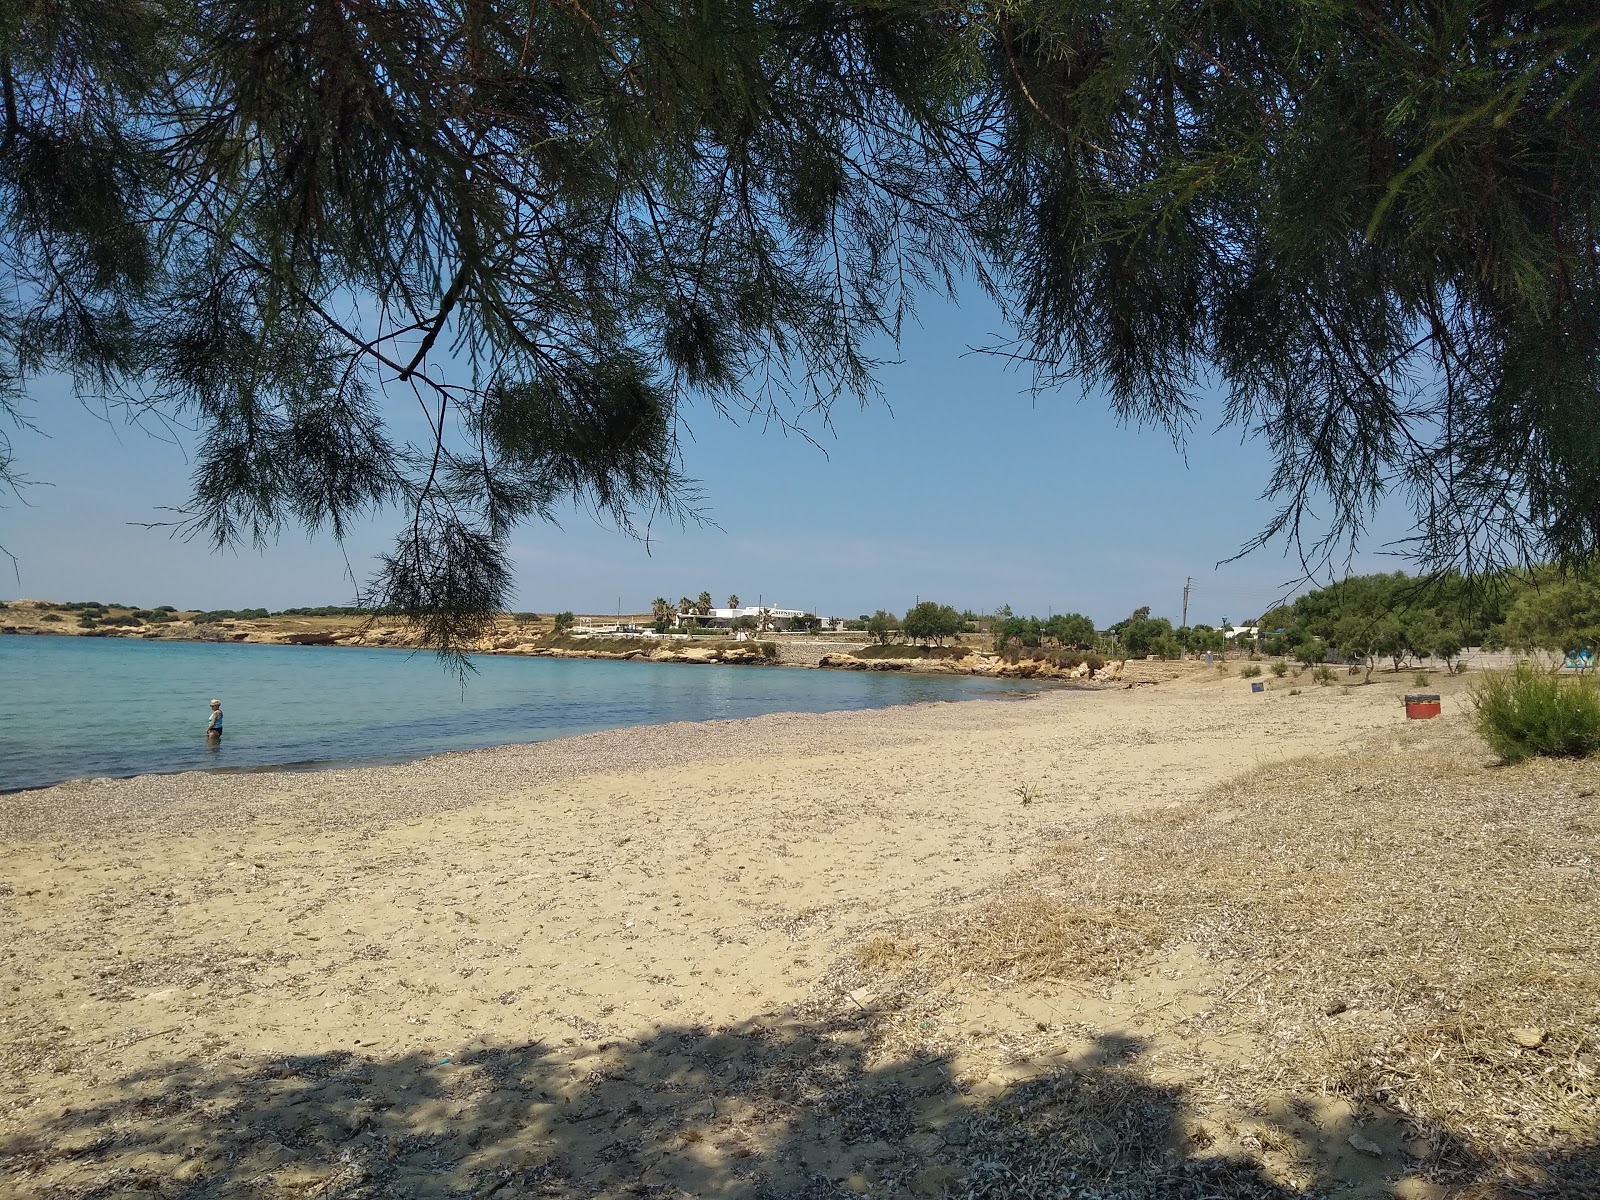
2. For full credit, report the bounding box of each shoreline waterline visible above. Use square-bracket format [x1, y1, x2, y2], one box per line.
[0, 634, 1066, 799]
[1, 686, 1094, 844]
[0, 684, 1051, 800]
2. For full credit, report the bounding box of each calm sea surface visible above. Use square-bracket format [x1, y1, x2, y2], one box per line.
[0, 635, 1049, 793]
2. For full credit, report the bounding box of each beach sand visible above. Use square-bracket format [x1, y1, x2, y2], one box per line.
[0, 669, 1495, 1197]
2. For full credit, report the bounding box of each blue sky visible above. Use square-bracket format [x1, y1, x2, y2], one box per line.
[1, 291, 1413, 627]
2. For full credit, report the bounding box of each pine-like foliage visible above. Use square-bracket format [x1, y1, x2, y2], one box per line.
[2, 3, 1597, 650]
[0, 0, 982, 653]
[981, 1, 1600, 575]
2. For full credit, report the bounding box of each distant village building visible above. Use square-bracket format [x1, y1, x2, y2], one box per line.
[676, 606, 845, 632]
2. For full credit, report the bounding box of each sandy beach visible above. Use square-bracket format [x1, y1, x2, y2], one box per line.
[2, 668, 1593, 1199]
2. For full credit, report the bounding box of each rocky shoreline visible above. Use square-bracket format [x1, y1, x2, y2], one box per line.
[815, 650, 1124, 682]
[2, 600, 1127, 681]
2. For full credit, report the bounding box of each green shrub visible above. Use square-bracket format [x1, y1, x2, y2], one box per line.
[512, 612, 542, 624]
[1413, 671, 1430, 687]
[192, 608, 269, 623]
[1471, 664, 1600, 765]
[1239, 664, 1262, 678]
[758, 641, 779, 658]
[77, 613, 98, 627]
[1270, 661, 1289, 677]
[857, 643, 972, 661]
[1293, 639, 1328, 670]
[552, 611, 576, 632]
[275, 605, 383, 617]
[1313, 665, 1336, 686]
[40, 612, 62, 622]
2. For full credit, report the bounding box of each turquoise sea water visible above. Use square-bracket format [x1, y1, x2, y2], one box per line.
[0, 635, 1048, 793]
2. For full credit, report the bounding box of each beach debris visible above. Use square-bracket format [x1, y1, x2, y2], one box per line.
[1347, 1132, 1384, 1157]
[1509, 1026, 1547, 1049]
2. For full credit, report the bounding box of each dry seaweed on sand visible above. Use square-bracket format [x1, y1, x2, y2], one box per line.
[845, 723, 1600, 1195]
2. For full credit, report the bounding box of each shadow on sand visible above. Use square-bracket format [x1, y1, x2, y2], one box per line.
[2, 1010, 1593, 1198]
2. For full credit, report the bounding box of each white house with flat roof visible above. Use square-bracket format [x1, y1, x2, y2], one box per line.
[677, 605, 850, 632]
[678, 605, 804, 628]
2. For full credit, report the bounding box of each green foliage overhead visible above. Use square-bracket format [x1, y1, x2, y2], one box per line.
[4, 3, 1599, 654]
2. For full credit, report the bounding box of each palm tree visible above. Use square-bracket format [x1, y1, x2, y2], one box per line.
[696, 591, 713, 616]
[651, 597, 672, 628]
[727, 594, 740, 610]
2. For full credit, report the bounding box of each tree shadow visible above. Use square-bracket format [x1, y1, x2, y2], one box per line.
[1, 1012, 1593, 1198]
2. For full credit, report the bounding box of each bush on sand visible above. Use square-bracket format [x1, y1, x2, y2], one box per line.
[1471, 663, 1600, 764]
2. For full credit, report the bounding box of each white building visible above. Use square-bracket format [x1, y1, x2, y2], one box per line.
[677, 606, 846, 631]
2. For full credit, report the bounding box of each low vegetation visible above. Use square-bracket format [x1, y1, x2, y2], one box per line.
[1257, 565, 1600, 676]
[854, 643, 972, 661]
[537, 633, 656, 654]
[849, 732, 1600, 1194]
[1471, 663, 1600, 764]
[536, 632, 777, 660]
[996, 648, 1104, 671]
[191, 608, 272, 623]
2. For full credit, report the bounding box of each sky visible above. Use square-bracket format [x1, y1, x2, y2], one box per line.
[0, 291, 1416, 628]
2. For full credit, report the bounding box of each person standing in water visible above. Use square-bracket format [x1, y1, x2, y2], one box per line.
[206, 698, 224, 740]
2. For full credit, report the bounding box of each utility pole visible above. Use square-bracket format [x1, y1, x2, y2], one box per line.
[1181, 577, 1192, 630]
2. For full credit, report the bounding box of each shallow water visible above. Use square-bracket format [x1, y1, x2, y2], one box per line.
[0, 635, 1049, 792]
